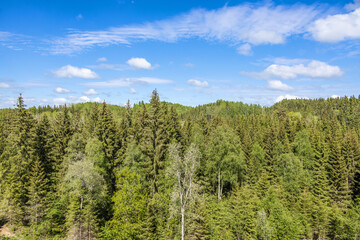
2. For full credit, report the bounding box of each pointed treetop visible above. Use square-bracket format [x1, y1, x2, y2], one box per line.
[150, 89, 160, 105]
[16, 93, 26, 109]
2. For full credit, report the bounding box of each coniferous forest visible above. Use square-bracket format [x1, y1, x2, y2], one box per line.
[1, 90, 360, 239]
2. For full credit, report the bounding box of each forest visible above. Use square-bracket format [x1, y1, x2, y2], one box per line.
[1, 90, 360, 239]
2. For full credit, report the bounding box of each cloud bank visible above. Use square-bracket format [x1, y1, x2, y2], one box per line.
[264, 60, 343, 80]
[51, 3, 322, 54]
[309, 8, 360, 42]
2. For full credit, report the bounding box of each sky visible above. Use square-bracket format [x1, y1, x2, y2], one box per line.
[1, 0, 360, 107]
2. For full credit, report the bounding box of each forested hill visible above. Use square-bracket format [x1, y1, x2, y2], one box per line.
[1, 91, 360, 239]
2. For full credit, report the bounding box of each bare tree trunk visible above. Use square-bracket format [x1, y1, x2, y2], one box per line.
[181, 207, 185, 240]
[218, 170, 222, 200]
[80, 195, 83, 240]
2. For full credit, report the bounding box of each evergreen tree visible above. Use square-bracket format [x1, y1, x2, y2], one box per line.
[26, 157, 49, 237]
[229, 186, 258, 239]
[0, 94, 36, 225]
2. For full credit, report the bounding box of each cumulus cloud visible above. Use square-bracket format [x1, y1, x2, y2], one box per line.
[78, 96, 103, 103]
[97, 57, 107, 62]
[53, 65, 99, 79]
[275, 94, 308, 102]
[268, 80, 293, 91]
[264, 60, 343, 79]
[237, 43, 252, 55]
[51, 3, 321, 54]
[84, 77, 172, 88]
[79, 96, 90, 102]
[130, 88, 137, 94]
[187, 79, 209, 88]
[331, 94, 340, 98]
[54, 87, 70, 93]
[127, 58, 152, 70]
[0, 83, 10, 88]
[83, 89, 98, 95]
[309, 8, 360, 42]
[93, 97, 102, 102]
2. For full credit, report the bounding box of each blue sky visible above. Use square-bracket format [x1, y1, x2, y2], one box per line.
[1, 0, 360, 107]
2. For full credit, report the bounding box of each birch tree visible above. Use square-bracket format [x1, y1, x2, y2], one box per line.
[168, 143, 200, 240]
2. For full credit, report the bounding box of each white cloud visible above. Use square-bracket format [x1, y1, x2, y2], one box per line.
[93, 97, 102, 102]
[345, 0, 360, 11]
[53, 65, 99, 79]
[54, 87, 70, 93]
[187, 79, 209, 88]
[53, 98, 68, 105]
[130, 88, 137, 94]
[126, 57, 152, 70]
[237, 43, 252, 55]
[0, 83, 10, 88]
[84, 77, 172, 88]
[97, 57, 107, 62]
[268, 80, 293, 91]
[83, 89, 98, 95]
[275, 94, 308, 102]
[79, 96, 91, 102]
[78, 96, 103, 103]
[264, 60, 343, 79]
[76, 14, 83, 20]
[309, 8, 360, 42]
[51, 3, 321, 54]
[331, 94, 340, 98]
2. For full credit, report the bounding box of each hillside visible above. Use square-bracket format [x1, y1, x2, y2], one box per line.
[1, 91, 360, 239]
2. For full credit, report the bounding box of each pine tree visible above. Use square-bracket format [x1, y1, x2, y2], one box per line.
[166, 106, 183, 144]
[118, 100, 133, 159]
[88, 102, 100, 136]
[96, 101, 121, 194]
[328, 124, 350, 207]
[140, 90, 168, 193]
[229, 186, 258, 240]
[182, 115, 193, 147]
[0, 94, 36, 225]
[311, 129, 331, 202]
[342, 130, 360, 200]
[26, 157, 49, 237]
[34, 114, 56, 191]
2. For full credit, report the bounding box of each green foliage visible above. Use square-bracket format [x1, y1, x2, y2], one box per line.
[102, 168, 146, 240]
[205, 125, 245, 199]
[1, 92, 360, 239]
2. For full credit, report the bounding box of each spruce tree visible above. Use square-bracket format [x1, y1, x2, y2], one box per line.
[1, 94, 36, 225]
[140, 90, 168, 193]
[26, 157, 49, 237]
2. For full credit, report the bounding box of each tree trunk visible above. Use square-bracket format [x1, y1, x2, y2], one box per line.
[218, 170, 222, 200]
[181, 207, 185, 240]
[80, 195, 83, 240]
